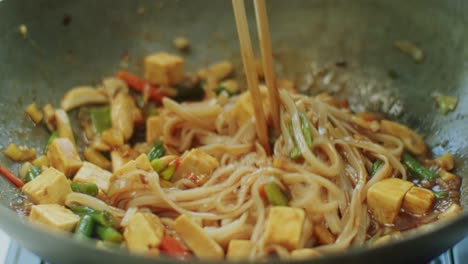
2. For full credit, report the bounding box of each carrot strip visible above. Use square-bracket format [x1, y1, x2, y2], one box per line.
[0, 165, 24, 188]
[116, 71, 166, 103]
[160, 235, 190, 259]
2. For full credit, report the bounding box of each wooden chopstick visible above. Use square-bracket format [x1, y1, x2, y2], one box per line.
[232, 0, 271, 154]
[254, 0, 280, 131]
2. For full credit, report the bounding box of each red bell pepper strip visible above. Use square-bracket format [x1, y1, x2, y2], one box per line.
[116, 71, 166, 103]
[0, 165, 24, 188]
[160, 235, 190, 259]
[258, 184, 267, 199]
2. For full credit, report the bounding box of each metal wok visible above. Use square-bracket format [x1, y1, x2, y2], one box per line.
[0, 0, 467, 263]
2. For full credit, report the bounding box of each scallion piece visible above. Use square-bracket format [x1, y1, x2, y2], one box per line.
[96, 226, 123, 243]
[71, 182, 99, 197]
[151, 158, 166, 172]
[290, 147, 301, 160]
[74, 214, 94, 240]
[264, 182, 288, 206]
[214, 86, 235, 97]
[25, 166, 41, 182]
[299, 112, 313, 148]
[147, 141, 166, 161]
[402, 152, 438, 181]
[90, 106, 112, 134]
[160, 164, 176, 181]
[433, 191, 447, 199]
[370, 160, 383, 177]
[45, 131, 58, 151]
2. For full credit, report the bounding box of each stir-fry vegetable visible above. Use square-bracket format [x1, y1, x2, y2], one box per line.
[4, 143, 36, 162]
[160, 235, 190, 259]
[432, 94, 458, 115]
[402, 152, 438, 181]
[147, 141, 166, 161]
[70, 182, 99, 196]
[96, 226, 123, 243]
[433, 191, 447, 199]
[117, 70, 165, 103]
[370, 160, 383, 177]
[74, 214, 94, 240]
[150, 158, 165, 172]
[214, 86, 235, 97]
[45, 131, 59, 151]
[89, 106, 112, 134]
[70, 206, 113, 227]
[299, 112, 313, 148]
[160, 164, 176, 181]
[25, 166, 41, 183]
[0, 165, 24, 188]
[264, 182, 289, 206]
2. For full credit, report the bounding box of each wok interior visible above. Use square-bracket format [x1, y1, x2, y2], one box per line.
[0, 0, 467, 262]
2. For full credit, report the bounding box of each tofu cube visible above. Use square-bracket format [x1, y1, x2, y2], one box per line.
[174, 149, 219, 181]
[263, 206, 305, 250]
[402, 187, 435, 215]
[29, 204, 79, 232]
[367, 178, 414, 225]
[173, 214, 224, 260]
[290, 248, 321, 260]
[73, 162, 112, 193]
[144, 52, 184, 86]
[226, 240, 252, 260]
[146, 116, 164, 145]
[22, 167, 72, 205]
[197, 61, 233, 81]
[108, 154, 153, 198]
[433, 152, 455, 171]
[124, 212, 164, 254]
[47, 138, 82, 177]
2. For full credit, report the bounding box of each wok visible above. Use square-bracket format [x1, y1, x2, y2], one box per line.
[0, 0, 467, 263]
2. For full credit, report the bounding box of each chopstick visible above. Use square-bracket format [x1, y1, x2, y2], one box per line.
[253, 0, 280, 131]
[232, 0, 271, 154]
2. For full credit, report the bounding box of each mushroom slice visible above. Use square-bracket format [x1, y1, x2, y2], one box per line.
[61, 86, 108, 111]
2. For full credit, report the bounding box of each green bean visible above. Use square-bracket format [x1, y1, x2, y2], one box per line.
[147, 141, 166, 161]
[174, 82, 205, 101]
[402, 152, 438, 181]
[70, 182, 99, 197]
[74, 214, 94, 240]
[96, 226, 123, 243]
[25, 166, 41, 182]
[370, 160, 383, 177]
[264, 182, 288, 206]
[150, 158, 166, 172]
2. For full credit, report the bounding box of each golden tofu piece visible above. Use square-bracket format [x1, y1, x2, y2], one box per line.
[264, 206, 305, 250]
[25, 103, 43, 124]
[32, 155, 49, 167]
[29, 204, 79, 232]
[367, 178, 414, 225]
[174, 149, 219, 181]
[146, 116, 164, 145]
[111, 93, 136, 141]
[226, 240, 252, 260]
[438, 203, 461, 220]
[231, 87, 270, 127]
[73, 162, 112, 193]
[290, 248, 321, 260]
[197, 61, 233, 82]
[173, 214, 224, 260]
[124, 212, 164, 254]
[47, 138, 82, 177]
[402, 187, 435, 215]
[101, 128, 124, 147]
[144, 52, 184, 85]
[22, 167, 72, 205]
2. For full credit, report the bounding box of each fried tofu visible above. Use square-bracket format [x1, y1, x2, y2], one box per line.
[144, 52, 184, 86]
[29, 204, 79, 232]
[367, 178, 414, 225]
[146, 116, 164, 145]
[173, 149, 219, 181]
[226, 240, 252, 260]
[73, 162, 112, 193]
[173, 214, 224, 260]
[124, 212, 164, 254]
[47, 138, 82, 177]
[402, 186, 435, 216]
[263, 206, 305, 250]
[22, 167, 72, 205]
